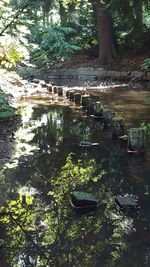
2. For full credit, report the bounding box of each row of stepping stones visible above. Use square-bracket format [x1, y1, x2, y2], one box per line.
[30, 79, 145, 153]
[65, 89, 145, 153]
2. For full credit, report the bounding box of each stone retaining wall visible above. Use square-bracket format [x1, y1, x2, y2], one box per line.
[15, 66, 150, 82]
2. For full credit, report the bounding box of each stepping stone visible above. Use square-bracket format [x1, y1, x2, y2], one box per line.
[30, 79, 40, 84]
[115, 195, 138, 209]
[71, 191, 98, 209]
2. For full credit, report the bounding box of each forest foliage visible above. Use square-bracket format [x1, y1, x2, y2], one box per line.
[0, 0, 150, 67]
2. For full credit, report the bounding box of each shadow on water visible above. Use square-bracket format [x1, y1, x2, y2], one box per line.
[0, 83, 150, 267]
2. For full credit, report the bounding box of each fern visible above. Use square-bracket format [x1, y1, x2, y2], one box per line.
[140, 58, 150, 71]
[31, 24, 81, 65]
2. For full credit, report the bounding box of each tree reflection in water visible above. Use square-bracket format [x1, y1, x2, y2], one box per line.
[0, 154, 134, 267]
[0, 105, 149, 267]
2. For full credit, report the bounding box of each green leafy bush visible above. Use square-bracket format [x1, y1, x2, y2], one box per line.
[0, 44, 25, 69]
[30, 24, 80, 65]
[140, 58, 150, 71]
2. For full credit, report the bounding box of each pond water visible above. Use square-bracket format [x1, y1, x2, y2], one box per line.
[0, 83, 150, 267]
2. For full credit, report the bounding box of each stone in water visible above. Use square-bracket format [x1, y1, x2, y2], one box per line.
[115, 195, 138, 209]
[128, 128, 145, 152]
[71, 191, 97, 209]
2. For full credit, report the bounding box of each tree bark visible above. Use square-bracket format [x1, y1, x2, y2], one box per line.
[59, 1, 67, 26]
[96, 3, 117, 65]
[133, 0, 143, 34]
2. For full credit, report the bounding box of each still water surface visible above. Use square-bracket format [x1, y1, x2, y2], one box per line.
[0, 84, 150, 267]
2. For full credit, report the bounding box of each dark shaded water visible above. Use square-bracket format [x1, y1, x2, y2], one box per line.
[0, 85, 150, 267]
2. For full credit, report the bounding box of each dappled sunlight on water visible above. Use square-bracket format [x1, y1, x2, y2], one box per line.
[90, 86, 150, 128]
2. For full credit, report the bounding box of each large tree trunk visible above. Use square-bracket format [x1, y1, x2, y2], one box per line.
[133, 0, 143, 34]
[96, 4, 117, 65]
[59, 1, 67, 26]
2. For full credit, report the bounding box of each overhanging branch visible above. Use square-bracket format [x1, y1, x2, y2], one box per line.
[0, 3, 30, 36]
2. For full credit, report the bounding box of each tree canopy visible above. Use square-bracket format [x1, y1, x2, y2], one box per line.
[0, 0, 150, 66]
